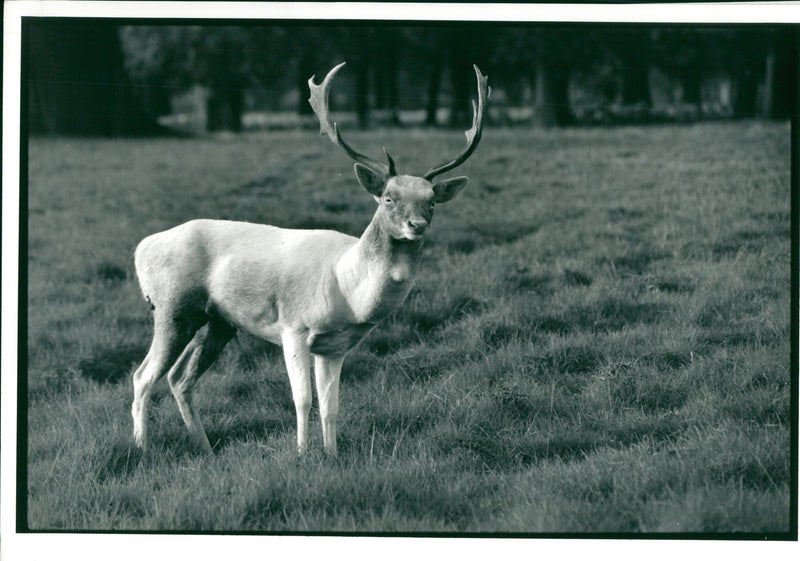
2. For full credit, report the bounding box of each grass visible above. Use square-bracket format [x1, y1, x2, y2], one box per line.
[24, 120, 792, 534]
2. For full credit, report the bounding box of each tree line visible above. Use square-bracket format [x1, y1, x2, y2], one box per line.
[28, 21, 796, 136]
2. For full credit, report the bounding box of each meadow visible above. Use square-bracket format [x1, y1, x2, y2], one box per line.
[24, 120, 792, 534]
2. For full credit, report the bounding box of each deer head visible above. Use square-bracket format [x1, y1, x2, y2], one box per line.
[308, 62, 489, 241]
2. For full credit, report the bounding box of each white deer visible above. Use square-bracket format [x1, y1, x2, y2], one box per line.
[131, 63, 489, 455]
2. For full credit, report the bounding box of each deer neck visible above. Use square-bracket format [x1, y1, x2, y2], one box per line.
[336, 214, 423, 323]
[361, 216, 423, 274]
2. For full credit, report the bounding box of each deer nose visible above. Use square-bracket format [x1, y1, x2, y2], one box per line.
[407, 219, 428, 233]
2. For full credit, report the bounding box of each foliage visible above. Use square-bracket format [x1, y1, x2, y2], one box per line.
[116, 24, 790, 129]
[27, 20, 162, 135]
[25, 121, 790, 533]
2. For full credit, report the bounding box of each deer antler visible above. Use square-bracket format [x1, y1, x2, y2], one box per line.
[423, 65, 490, 181]
[308, 62, 396, 178]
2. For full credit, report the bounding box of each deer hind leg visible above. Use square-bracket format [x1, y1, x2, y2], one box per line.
[314, 354, 345, 456]
[167, 319, 236, 453]
[132, 313, 204, 450]
[281, 332, 312, 454]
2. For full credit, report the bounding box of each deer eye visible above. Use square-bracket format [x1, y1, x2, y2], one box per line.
[383, 196, 393, 205]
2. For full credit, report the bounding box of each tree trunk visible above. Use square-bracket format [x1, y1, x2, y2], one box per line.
[532, 57, 572, 128]
[425, 55, 445, 126]
[27, 20, 161, 136]
[448, 62, 473, 127]
[447, 28, 478, 128]
[207, 88, 243, 132]
[373, 29, 401, 125]
[374, 66, 387, 110]
[680, 67, 703, 106]
[349, 28, 371, 129]
[733, 67, 759, 118]
[355, 60, 370, 129]
[764, 28, 797, 120]
[205, 41, 246, 133]
[140, 85, 172, 118]
[621, 53, 652, 106]
[296, 53, 315, 116]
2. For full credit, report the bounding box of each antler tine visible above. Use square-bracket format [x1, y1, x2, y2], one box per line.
[423, 65, 490, 181]
[308, 62, 394, 178]
[384, 147, 397, 176]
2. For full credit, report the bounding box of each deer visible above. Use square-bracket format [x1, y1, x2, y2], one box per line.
[130, 62, 489, 456]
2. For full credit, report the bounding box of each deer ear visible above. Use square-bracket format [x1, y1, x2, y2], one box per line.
[354, 163, 385, 197]
[433, 176, 468, 203]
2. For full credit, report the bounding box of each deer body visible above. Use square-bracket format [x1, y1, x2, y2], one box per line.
[136, 213, 420, 351]
[131, 63, 488, 455]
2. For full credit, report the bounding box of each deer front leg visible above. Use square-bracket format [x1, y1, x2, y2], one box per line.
[314, 354, 345, 456]
[282, 332, 312, 454]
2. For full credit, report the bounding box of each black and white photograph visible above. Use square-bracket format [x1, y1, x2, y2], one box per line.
[2, 0, 797, 553]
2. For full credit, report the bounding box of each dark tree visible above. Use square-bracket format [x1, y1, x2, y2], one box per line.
[373, 27, 401, 125]
[402, 25, 493, 128]
[446, 28, 474, 127]
[488, 27, 537, 123]
[28, 20, 161, 136]
[446, 26, 494, 127]
[533, 58, 572, 127]
[122, 26, 278, 132]
[763, 27, 798, 120]
[425, 56, 446, 125]
[651, 27, 730, 107]
[491, 26, 603, 127]
[286, 27, 333, 116]
[119, 26, 180, 119]
[649, 27, 791, 119]
[296, 50, 317, 116]
[354, 31, 371, 129]
[403, 28, 447, 126]
[332, 26, 373, 128]
[709, 27, 771, 118]
[604, 28, 654, 106]
[203, 30, 247, 132]
[530, 28, 590, 127]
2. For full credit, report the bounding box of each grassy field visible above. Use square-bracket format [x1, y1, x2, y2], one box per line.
[25, 121, 792, 534]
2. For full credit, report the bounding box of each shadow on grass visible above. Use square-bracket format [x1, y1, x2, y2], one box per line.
[392, 484, 498, 526]
[502, 266, 555, 294]
[96, 441, 143, 483]
[712, 226, 790, 258]
[563, 268, 593, 287]
[242, 490, 292, 529]
[654, 278, 696, 293]
[482, 322, 541, 349]
[610, 370, 690, 412]
[341, 349, 386, 382]
[539, 345, 603, 376]
[391, 295, 486, 339]
[78, 344, 148, 384]
[341, 293, 485, 360]
[442, 416, 684, 471]
[694, 300, 763, 334]
[141, 415, 288, 457]
[444, 221, 541, 254]
[531, 298, 669, 336]
[91, 261, 128, 283]
[230, 334, 284, 371]
[642, 350, 693, 372]
[207, 418, 288, 452]
[599, 248, 672, 275]
[348, 295, 488, 380]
